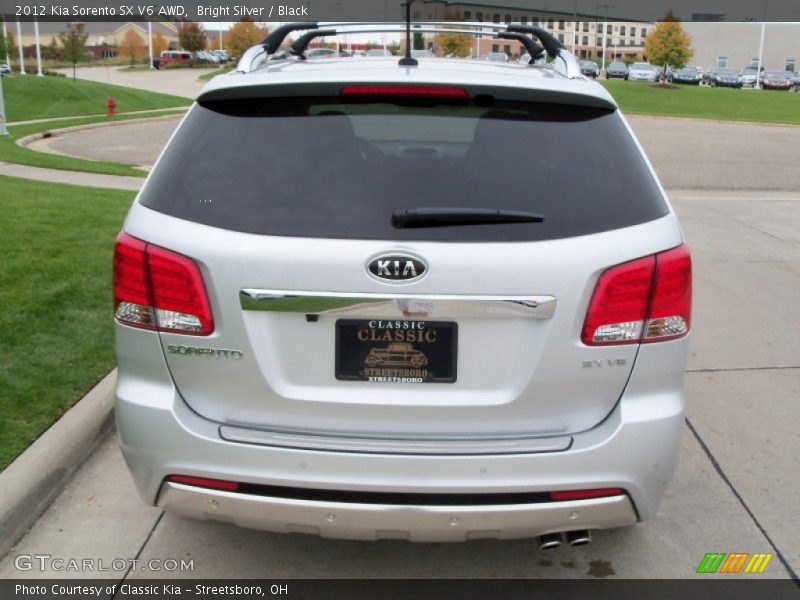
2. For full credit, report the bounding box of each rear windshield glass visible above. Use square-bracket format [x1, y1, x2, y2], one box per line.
[139, 96, 668, 242]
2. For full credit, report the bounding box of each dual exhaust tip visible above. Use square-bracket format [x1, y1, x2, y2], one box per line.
[539, 529, 592, 550]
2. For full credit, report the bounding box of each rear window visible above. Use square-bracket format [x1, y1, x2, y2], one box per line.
[139, 96, 668, 242]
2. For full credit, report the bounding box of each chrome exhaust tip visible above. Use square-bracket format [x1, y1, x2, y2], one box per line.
[565, 529, 592, 547]
[539, 532, 563, 550]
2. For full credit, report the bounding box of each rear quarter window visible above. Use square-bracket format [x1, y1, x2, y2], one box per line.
[138, 95, 668, 242]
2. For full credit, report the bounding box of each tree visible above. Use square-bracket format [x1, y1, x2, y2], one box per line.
[435, 11, 471, 58]
[152, 32, 168, 57]
[413, 32, 424, 50]
[644, 12, 693, 79]
[178, 22, 207, 53]
[42, 37, 59, 60]
[435, 33, 472, 57]
[58, 23, 89, 79]
[225, 20, 266, 59]
[120, 28, 145, 67]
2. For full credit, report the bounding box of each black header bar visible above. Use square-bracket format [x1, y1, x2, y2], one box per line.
[2, 0, 800, 23]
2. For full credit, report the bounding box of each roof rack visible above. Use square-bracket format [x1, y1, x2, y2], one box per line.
[239, 21, 580, 79]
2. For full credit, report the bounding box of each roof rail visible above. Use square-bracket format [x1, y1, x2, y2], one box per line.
[239, 21, 582, 79]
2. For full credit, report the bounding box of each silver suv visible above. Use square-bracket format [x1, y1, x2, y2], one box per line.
[114, 22, 691, 547]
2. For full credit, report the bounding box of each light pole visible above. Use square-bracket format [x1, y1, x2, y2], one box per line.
[597, 4, 613, 71]
[0, 71, 8, 136]
[33, 16, 42, 76]
[147, 21, 153, 69]
[16, 16, 25, 74]
[755, 22, 766, 89]
[571, 0, 577, 54]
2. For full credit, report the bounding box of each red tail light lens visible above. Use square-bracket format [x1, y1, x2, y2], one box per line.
[550, 487, 625, 501]
[113, 234, 156, 330]
[582, 244, 691, 345]
[168, 475, 239, 491]
[581, 255, 655, 345]
[113, 233, 213, 336]
[340, 84, 469, 100]
[644, 245, 692, 342]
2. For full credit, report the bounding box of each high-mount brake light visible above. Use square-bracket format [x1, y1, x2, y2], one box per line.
[581, 245, 691, 345]
[340, 85, 469, 99]
[113, 233, 214, 336]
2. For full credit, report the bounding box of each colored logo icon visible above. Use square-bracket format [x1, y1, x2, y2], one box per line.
[696, 552, 773, 574]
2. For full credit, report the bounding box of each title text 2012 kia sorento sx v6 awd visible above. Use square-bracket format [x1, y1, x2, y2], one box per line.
[114, 24, 691, 547]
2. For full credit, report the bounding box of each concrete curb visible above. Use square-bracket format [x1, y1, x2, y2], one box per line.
[0, 369, 117, 557]
[15, 112, 186, 153]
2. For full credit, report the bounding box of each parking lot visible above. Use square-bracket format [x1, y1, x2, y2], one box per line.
[1, 104, 798, 579]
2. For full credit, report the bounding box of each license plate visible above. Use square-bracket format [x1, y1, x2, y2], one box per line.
[335, 319, 457, 383]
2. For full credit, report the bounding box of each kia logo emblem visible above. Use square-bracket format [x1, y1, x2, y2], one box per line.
[367, 253, 427, 284]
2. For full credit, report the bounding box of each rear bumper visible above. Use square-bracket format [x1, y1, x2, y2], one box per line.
[116, 328, 687, 541]
[158, 482, 636, 542]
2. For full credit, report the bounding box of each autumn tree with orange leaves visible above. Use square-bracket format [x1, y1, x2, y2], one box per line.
[119, 28, 145, 67]
[225, 20, 267, 59]
[645, 12, 693, 79]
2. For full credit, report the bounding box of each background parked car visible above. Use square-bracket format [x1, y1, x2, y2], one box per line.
[195, 51, 221, 64]
[708, 68, 742, 88]
[701, 67, 719, 85]
[670, 66, 702, 84]
[365, 48, 393, 57]
[628, 62, 658, 82]
[305, 47, 338, 59]
[605, 61, 629, 79]
[157, 51, 193, 69]
[410, 49, 435, 58]
[760, 70, 793, 90]
[0, 62, 10, 75]
[483, 52, 509, 62]
[739, 67, 759, 87]
[580, 60, 599, 78]
[210, 50, 230, 63]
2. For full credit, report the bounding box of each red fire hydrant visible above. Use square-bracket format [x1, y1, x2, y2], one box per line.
[106, 97, 116, 117]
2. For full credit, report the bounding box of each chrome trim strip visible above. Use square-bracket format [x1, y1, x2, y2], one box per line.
[219, 425, 572, 455]
[239, 289, 556, 319]
[158, 483, 637, 542]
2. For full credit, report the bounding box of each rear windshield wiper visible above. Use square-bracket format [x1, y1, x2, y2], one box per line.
[392, 207, 545, 228]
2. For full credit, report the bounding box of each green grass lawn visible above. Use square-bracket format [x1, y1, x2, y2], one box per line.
[2, 74, 190, 122]
[198, 67, 234, 81]
[599, 80, 800, 125]
[1, 111, 186, 177]
[0, 176, 134, 469]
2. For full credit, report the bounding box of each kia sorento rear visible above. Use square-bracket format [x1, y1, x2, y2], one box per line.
[114, 57, 690, 544]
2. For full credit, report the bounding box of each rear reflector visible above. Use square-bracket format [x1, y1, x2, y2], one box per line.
[168, 475, 239, 491]
[581, 244, 691, 345]
[114, 233, 214, 335]
[550, 488, 625, 501]
[340, 84, 469, 100]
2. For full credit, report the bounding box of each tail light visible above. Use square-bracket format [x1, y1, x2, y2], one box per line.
[582, 244, 691, 345]
[113, 233, 213, 335]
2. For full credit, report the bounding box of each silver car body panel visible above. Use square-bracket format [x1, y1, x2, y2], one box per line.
[116, 54, 688, 538]
[158, 482, 637, 542]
